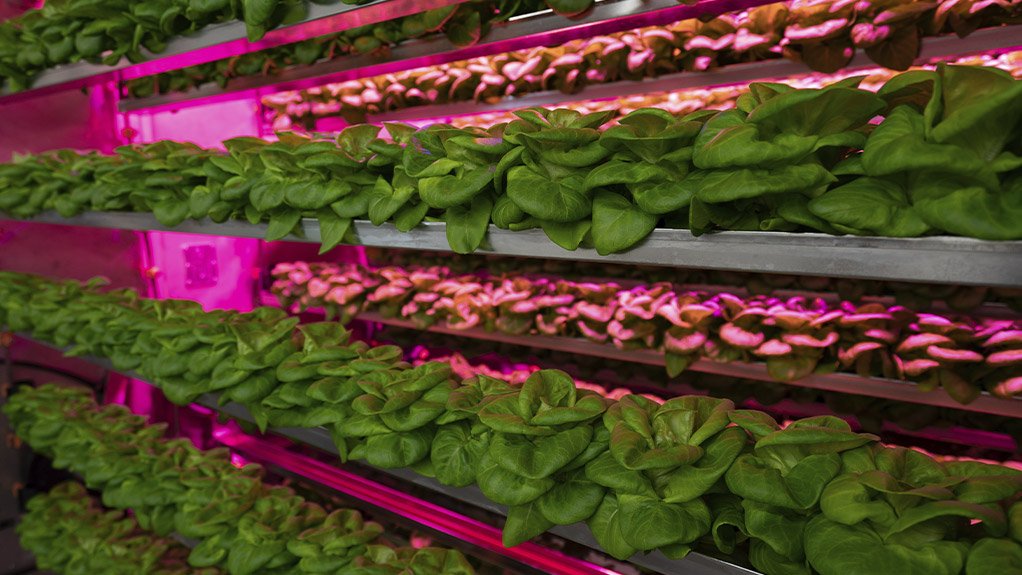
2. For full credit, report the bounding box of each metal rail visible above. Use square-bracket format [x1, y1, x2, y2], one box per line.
[8, 213, 1022, 287]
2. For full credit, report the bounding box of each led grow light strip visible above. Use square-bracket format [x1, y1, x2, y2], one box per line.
[211, 424, 624, 575]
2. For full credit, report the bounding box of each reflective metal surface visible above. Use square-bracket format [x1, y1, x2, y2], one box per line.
[11, 213, 1022, 287]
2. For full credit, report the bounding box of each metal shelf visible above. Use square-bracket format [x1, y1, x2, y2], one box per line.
[199, 395, 761, 575]
[9, 211, 1021, 287]
[368, 26, 1022, 124]
[0, 0, 471, 103]
[231, 279, 1015, 431]
[118, 0, 780, 113]
[263, 293, 1022, 426]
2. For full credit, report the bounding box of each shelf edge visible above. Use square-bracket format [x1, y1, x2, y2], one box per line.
[6, 213, 1022, 287]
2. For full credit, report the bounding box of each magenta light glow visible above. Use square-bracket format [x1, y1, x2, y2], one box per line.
[230, 452, 249, 468]
[211, 425, 623, 575]
[107, 230, 260, 440]
[124, 98, 267, 148]
[103, 375, 152, 415]
[146, 231, 260, 312]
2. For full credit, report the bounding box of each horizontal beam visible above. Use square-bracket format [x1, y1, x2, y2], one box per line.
[9, 212, 1022, 287]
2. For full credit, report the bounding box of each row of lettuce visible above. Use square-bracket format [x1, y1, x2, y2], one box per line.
[270, 260, 1022, 404]
[19, 481, 223, 575]
[6, 384, 475, 575]
[265, 50, 1022, 134]
[0, 0, 595, 92]
[22, 285, 1017, 575]
[1, 271, 1020, 575]
[256, 0, 1022, 127]
[132, 0, 1022, 102]
[2, 65, 1020, 248]
[10, 0, 1015, 100]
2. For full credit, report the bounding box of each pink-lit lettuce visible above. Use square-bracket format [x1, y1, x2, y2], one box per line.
[246, 0, 1021, 129]
[271, 261, 1021, 403]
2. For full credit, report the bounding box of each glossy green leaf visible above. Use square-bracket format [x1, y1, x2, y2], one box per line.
[445, 194, 492, 254]
[503, 501, 555, 547]
[587, 494, 638, 560]
[591, 191, 656, 255]
[616, 494, 712, 550]
[507, 168, 592, 223]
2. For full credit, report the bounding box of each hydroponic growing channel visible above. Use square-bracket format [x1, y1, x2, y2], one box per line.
[0, 1, 1020, 575]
